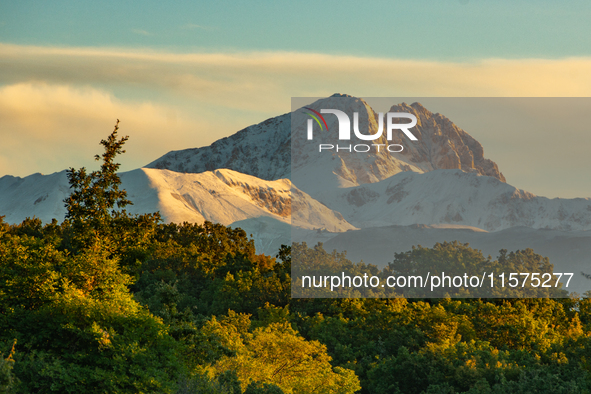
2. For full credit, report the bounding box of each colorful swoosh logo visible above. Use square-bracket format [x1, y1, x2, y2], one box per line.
[304, 107, 328, 131]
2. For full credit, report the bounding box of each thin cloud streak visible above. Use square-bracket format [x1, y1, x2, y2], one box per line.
[131, 29, 152, 36]
[3, 44, 591, 118]
[2, 44, 591, 97]
[180, 23, 215, 31]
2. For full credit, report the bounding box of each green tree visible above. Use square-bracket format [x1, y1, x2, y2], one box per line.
[203, 312, 360, 394]
[0, 124, 184, 392]
[64, 120, 131, 227]
[62, 120, 160, 275]
[0, 341, 16, 394]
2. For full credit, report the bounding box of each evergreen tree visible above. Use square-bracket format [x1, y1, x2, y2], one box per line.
[64, 119, 131, 227]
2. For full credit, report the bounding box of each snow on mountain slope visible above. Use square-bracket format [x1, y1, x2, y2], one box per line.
[136, 168, 354, 232]
[0, 171, 72, 224]
[316, 169, 591, 232]
[0, 167, 354, 235]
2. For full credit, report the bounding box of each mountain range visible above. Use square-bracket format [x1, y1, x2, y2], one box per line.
[1, 94, 590, 294]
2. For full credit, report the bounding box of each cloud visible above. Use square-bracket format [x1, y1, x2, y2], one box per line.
[1, 44, 591, 196]
[3, 44, 591, 116]
[180, 23, 215, 31]
[0, 82, 224, 177]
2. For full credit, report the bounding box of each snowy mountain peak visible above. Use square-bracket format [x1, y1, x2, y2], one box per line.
[147, 111, 292, 181]
[146, 94, 505, 185]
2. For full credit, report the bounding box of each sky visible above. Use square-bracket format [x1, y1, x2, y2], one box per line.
[1, 0, 591, 198]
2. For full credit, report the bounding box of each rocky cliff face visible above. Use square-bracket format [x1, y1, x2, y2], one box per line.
[389, 102, 505, 182]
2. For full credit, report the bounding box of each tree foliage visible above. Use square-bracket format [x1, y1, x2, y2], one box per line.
[203, 312, 360, 393]
[64, 120, 131, 225]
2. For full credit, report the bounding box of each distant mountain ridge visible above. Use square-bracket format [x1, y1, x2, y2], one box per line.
[0, 168, 355, 253]
[146, 113, 291, 180]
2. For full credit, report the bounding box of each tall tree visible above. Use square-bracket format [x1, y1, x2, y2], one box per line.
[62, 120, 160, 265]
[64, 119, 131, 227]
